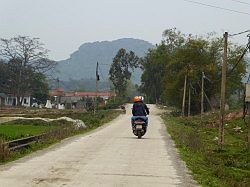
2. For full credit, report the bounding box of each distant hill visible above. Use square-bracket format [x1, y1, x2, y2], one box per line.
[56, 38, 154, 86]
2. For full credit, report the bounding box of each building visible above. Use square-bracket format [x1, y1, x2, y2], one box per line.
[49, 88, 65, 98]
[62, 92, 113, 109]
[0, 93, 7, 107]
[63, 92, 113, 100]
[49, 89, 114, 109]
[5, 95, 33, 107]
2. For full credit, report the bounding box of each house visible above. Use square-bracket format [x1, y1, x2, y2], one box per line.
[49, 89, 115, 109]
[61, 92, 113, 109]
[63, 92, 113, 100]
[5, 95, 32, 107]
[49, 88, 64, 97]
[0, 93, 7, 107]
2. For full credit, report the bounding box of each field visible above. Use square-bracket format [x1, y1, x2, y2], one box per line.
[163, 111, 250, 187]
[0, 124, 51, 140]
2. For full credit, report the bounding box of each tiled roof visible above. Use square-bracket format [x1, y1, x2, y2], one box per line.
[49, 88, 65, 96]
[49, 88, 114, 97]
[64, 92, 113, 97]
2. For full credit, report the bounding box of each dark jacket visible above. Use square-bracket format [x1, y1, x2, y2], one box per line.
[132, 102, 149, 116]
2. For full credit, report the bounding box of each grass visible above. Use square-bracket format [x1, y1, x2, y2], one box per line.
[0, 124, 50, 140]
[0, 109, 121, 164]
[162, 113, 250, 187]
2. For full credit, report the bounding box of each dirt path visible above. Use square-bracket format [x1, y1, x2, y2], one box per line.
[0, 117, 16, 124]
[0, 104, 197, 187]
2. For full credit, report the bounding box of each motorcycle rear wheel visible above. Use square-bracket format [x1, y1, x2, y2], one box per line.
[137, 130, 142, 139]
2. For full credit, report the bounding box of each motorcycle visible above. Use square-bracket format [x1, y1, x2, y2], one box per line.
[132, 117, 147, 139]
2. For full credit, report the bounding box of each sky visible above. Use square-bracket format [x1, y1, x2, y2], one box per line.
[0, 0, 250, 61]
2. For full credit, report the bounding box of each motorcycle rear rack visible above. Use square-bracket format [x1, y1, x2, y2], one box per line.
[134, 121, 145, 124]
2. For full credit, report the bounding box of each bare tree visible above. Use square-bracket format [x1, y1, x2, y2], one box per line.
[0, 36, 56, 106]
[0, 59, 10, 93]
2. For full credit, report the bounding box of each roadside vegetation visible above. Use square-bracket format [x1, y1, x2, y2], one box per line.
[0, 109, 121, 164]
[163, 111, 250, 187]
[139, 28, 249, 186]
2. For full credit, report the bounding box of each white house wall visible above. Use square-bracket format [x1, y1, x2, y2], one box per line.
[5, 96, 31, 107]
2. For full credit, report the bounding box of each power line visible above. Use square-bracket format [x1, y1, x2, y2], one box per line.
[230, 0, 250, 6]
[229, 30, 250, 37]
[228, 34, 250, 76]
[181, 0, 250, 16]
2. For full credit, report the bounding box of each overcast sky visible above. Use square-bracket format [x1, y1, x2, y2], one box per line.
[0, 0, 249, 60]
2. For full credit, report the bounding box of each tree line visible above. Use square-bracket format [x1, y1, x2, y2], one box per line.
[109, 28, 247, 114]
[140, 28, 247, 113]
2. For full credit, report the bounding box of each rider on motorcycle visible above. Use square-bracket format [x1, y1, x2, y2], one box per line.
[131, 96, 149, 127]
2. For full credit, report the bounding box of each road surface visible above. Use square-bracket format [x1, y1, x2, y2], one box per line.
[0, 105, 197, 187]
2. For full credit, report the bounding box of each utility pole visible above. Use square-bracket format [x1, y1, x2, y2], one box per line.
[56, 77, 59, 90]
[248, 108, 250, 150]
[182, 75, 187, 116]
[245, 35, 250, 150]
[201, 72, 204, 117]
[188, 81, 191, 117]
[113, 89, 116, 102]
[94, 62, 100, 114]
[219, 32, 228, 149]
[56, 78, 59, 109]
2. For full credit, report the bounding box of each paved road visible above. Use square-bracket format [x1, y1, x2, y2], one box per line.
[0, 105, 197, 187]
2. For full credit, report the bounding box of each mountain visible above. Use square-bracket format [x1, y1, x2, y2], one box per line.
[56, 38, 154, 86]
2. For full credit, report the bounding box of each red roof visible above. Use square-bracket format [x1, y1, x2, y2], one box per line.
[49, 88, 65, 97]
[49, 88, 115, 97]
[64, 92, 113, 97]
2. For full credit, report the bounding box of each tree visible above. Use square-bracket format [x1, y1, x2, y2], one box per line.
[140, 43, 169, 103]
[0, 59, 10, 93]
[0, 36, 56, 105]
[140, 28, 247, 113]
[32, 73, 49, 104]
[109, 48, 139, 97]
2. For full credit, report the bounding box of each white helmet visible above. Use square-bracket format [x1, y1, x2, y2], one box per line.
[139, 96, 144, 102]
